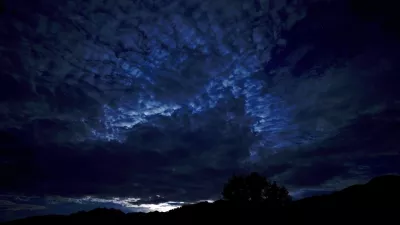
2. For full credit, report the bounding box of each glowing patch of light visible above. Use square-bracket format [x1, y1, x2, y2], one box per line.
[47, 196, 187, 212]
[129, 201, 184, 212]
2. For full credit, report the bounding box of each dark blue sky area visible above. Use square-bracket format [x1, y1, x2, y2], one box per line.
[1, 0, 400, 222]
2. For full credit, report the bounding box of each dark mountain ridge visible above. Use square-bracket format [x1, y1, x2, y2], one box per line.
[4, 174, 400, 225]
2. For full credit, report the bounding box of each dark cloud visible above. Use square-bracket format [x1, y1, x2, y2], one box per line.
[290, 188, 333, 200]
[285, 162, 350, 187]
[1, 0, 400, 221]
[1, 110, 255, 202]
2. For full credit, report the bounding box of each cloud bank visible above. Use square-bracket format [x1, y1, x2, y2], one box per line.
[1, 0, 400, 218]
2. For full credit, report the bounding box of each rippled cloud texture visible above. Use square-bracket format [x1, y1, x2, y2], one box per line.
[1, 0, 400, 221]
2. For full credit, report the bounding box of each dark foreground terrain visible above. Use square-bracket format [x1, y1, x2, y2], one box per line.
[3, 175, 400, 225]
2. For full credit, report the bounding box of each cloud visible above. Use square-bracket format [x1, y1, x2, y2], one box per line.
[0, 109, 255, 202]
[0, 200, 45, 211]
[1, 0, 400, 219]
[290, 188, 334, 200]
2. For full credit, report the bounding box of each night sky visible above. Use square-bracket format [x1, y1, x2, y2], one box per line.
[1, 0, 400, 222]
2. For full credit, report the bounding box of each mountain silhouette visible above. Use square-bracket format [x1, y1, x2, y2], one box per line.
[3, 175, 400, 225]
[292, 174, 400, 208]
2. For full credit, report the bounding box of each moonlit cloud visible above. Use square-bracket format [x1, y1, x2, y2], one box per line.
[1, 0, 400, 222]
[46, 196, 186, 212]
[127, 202, 184, 212]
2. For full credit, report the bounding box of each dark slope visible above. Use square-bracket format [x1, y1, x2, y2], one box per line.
[3, 175, 400, 225]
[292, 174, 400, 208]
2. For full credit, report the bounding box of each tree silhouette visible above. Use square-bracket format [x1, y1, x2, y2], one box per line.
[222, 172, 291, 206]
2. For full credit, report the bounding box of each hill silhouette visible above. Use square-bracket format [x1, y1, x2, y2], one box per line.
[3, 174, 400, 225]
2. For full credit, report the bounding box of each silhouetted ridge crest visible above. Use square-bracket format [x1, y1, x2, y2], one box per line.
[72, 208, 124, 217]
[3, 174, 400, 225]
[367, 174, 400, 186]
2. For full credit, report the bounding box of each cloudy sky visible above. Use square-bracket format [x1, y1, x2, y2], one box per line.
[1, 0, 400, 221]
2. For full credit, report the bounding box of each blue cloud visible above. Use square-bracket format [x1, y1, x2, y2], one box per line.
[1, 0, 400, 222]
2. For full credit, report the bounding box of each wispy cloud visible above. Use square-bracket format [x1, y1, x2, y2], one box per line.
[0, 200, 45, 211]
